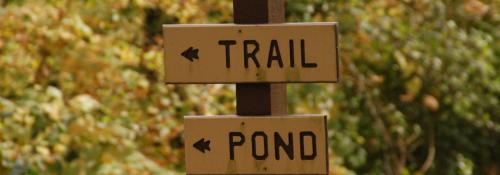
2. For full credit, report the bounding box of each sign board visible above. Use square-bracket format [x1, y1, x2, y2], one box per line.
[163, 23, 339, 83]
[184, 115, 328, 174]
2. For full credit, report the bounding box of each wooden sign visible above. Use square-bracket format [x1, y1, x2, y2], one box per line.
[163, 23, 339, 83]
[184, 115, 328, 174]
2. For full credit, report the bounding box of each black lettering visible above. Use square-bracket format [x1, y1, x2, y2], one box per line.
[274, 132, 294, 160]
[252, 131, 268, 160]
[267, 40, 283, 68]
[244, 40, 260, 68]
[289, 40, 295, 67]
[218, 40, 236, 68]
[229, 132, 245, 160]
[300, 39, 317, 68]
[300, 131, 317, 160]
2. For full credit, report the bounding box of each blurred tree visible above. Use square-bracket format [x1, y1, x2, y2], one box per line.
[0, 0, 498, 174]
[287, 0, 500, 174]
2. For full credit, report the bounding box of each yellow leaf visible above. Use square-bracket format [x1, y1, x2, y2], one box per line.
[464, 0, 490, 18]
[423, 95, 439, 111]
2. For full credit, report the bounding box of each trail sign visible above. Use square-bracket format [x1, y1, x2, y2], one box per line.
[163, 23, 339, 83]
[184, 115, 328, 174]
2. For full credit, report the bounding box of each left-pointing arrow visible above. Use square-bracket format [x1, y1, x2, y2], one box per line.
[181, 47, 199, 62]
[193, 138, 210, 153]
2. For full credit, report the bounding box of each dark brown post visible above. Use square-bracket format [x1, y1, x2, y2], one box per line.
[233, 0, 287, 116]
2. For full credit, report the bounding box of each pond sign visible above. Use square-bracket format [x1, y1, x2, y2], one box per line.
[162, 0, 339, 175]
[184, 115, 328, 174]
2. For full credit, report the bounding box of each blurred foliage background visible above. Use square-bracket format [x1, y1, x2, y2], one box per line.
[0, 0, 499, 174]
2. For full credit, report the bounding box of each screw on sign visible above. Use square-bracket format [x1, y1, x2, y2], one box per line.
[162, 0, 339, 174]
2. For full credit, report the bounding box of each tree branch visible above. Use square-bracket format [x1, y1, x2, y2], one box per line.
[418, 129, 435, 173]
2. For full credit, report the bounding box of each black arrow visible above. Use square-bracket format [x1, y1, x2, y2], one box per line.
[193, 138, 210, 153]
[181, 47, 199, 62]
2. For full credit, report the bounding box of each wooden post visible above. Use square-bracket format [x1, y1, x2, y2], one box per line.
[233, 0, 287, 116]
